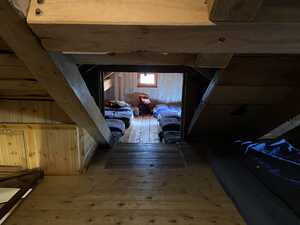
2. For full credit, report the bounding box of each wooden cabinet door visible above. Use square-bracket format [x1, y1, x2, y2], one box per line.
[0, 129, 27, 169]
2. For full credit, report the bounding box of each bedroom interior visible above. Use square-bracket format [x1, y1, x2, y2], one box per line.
[103, 72, 183, 144]
[1, 1, 300, 225]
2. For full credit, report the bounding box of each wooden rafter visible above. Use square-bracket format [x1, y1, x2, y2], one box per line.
[188, 72, 220, 135]
[69, 53, 232, 69]
[0, 0, 112, 146]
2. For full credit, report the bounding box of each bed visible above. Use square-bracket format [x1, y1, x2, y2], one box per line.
[236, 139, 300, 217]
[104, 101, 133, 128]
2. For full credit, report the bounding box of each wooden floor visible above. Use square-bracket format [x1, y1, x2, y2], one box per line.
[105, 144, 187, 169]
[3, 144, 246, 225]
[121, 116, 160, 144]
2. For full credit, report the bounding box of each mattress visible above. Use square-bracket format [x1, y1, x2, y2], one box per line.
[159, 117, 181, 132]
[162, 131, 182, 144]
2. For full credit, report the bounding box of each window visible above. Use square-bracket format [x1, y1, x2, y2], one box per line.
[137, 73, 158, 88]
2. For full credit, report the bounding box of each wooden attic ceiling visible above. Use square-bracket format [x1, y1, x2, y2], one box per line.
[189, 54, 300, 140]
[26, 0, 300, 54]
[0, 51, 51, 100]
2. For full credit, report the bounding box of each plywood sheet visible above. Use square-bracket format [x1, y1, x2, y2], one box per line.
[0, 188, 20, 204]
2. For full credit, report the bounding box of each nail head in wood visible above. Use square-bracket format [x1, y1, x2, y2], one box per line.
[218, 37, 226, 43]
[35, 8, 42, 15]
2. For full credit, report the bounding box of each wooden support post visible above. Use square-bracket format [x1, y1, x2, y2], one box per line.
[207, 0, 264, 22]
[187, 72, 220, 135]
[0, 0, 112, 146]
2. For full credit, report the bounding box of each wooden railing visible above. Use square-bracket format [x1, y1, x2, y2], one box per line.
[0, 168, 44, 221]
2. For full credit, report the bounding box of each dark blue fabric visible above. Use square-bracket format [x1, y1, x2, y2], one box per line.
[153, 104, 181, 119]
[106, 119, 126, 135]
[105, 107, 133, 128]
[236, 139, 300, 217]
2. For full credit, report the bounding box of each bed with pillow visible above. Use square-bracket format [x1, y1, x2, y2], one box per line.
[104, 100, 133, 128]
[155, 105, 182, 144]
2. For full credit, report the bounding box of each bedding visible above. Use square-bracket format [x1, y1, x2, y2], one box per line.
[236, 139, 300, 217]
[106, 119, 126, 135]
[105, 110, 133, 128]
[105, 106, 132, 112]
[153, 104, 181, 119]
[104, 103, 133, 128]
[105, 100, 130, 109]
[157, 110, 181, 121]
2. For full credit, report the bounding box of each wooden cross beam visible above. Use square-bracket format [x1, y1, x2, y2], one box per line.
[187, 72, 220, 135]
[0, 0, 112, 146]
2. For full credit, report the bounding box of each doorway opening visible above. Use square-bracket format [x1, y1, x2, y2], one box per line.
[104, 72, 184, 144]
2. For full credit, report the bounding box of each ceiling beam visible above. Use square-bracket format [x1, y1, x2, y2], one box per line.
[207, 0, 264, 22]
[0, 0, 112, 146]
[27, 23, 300, 54]
[69, 52, 232, 69]
[26, 0, 300, 53]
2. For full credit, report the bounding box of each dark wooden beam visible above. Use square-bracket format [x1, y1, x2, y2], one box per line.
[187, 72, 220, 135]
[69, 53, 232, 69]
[207, 0, 264, 22]
[0, 0, 112, 146]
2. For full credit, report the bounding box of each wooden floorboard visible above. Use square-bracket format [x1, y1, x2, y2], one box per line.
[3, 144, 246, 225]
[106, 144, 186, 169]
[121, 116, 160, 144]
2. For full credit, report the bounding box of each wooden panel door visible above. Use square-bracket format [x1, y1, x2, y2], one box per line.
[0, 129, 27, 169]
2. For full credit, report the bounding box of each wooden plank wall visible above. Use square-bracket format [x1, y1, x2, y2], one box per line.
[189, 55, 300, 140]
[0, 100, 72, 124]
[0, 124, 79, 175]
[0, 41, 98, 175]
[0, 124, 97, 175]
[0, 52, 51, 100]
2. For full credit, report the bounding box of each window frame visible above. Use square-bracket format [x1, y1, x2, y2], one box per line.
[137, 73, 158, 88]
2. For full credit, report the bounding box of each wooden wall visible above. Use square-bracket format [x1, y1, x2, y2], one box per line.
[0, 53, 51, 100]
[0, 100, 99, 175]
[0, 100, 72, 124]
[0, 47, 98, 175]
[0, 124, 97, 175]
[189, 55, 300, 140]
